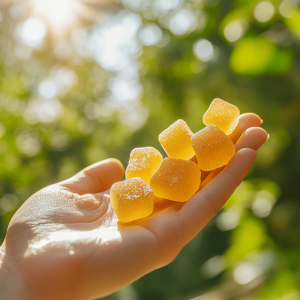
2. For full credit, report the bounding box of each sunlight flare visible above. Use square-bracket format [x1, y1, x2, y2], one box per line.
[29, 0, 80, 36]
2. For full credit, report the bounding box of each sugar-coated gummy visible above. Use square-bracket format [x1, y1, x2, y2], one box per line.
[125, 147, 163, 185]
[191, 124, 235, 171]
[110, 178, 154, 223]
[150, 157, 201, 202]
[203, 98, 240, 135]
[159, 119, 195, 160]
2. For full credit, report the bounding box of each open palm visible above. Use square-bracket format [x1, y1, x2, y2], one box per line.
[0, 113, 268, 300]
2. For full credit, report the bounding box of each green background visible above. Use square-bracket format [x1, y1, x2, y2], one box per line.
[1, 0, 300, 299]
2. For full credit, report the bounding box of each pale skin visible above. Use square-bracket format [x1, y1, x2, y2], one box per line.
[0, 113, 268, 300]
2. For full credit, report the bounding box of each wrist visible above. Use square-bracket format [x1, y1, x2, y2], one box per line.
[0, 245, 35, 300]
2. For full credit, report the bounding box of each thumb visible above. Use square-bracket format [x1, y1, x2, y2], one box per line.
[58, 158, 124, 195]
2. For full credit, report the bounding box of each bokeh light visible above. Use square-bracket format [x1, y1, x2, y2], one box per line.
[224, 20, 248, 42]
[0, 194, 18, 215]
[216, 210, 241, 231]
[169, 9, 196, 35]
[202, 256, 225, 278]
[152, 0, 182, 15]
[279, 0, 297, 18]
[16, 134, 41, 156]
[254, 1, 275, 23]
[138, 24, 162, 46]
[193, 39, 214, 61]
[29, 0, 79, 36]
[38, 79, 58, 99]
[17, 17, 47, 47]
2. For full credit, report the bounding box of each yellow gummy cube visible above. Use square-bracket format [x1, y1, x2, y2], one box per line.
[159, 119, 195, 160]
[150, 158, 201, 202]
[191, 124, 235, 171]
[125, 147, 163, 185]
[203, 98, 240, 135]
[110, 178, 154, 223]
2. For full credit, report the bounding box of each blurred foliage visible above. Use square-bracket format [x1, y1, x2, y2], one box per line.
[1, 0, 300, 299]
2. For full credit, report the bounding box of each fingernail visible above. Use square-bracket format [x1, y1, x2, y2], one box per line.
[267, 134, 269, 140]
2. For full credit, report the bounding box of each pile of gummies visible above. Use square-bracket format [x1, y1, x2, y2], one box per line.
[111, 99, 240, 222]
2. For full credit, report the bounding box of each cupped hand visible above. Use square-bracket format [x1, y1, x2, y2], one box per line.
[0, 114, 268, 300]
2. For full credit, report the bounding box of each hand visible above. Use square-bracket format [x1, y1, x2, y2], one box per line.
[0, 114, 268, 300]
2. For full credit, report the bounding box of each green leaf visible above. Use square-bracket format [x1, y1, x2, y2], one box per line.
[257, 270, 300, 299]
[224, 215, 268, 266]
[230, 35, 292, 75]
[284, 9, 300, 39]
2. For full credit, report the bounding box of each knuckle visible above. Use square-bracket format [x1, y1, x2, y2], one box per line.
[201, 191, 220, 216]
[226, 169, 241, 187]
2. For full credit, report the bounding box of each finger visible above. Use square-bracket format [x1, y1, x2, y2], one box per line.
[235, 127, 269, 151]
[58, 158, 124, 194]
[200, 126, 268, 189]
[229, 113, 263, 144]
[179, 148, 256, 245]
